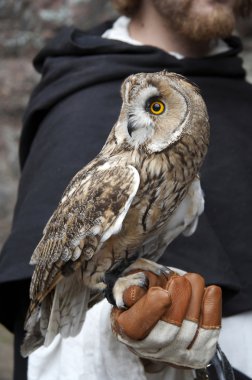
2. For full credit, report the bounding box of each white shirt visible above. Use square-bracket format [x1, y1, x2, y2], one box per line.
[28, 300, 195, 380]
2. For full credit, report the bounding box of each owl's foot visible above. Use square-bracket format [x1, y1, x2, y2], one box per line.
[112, 271, 149, 308]
[110, 259, 171, 308]
[104, 259, 171, 308]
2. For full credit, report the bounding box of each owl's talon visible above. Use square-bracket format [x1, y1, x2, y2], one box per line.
[160, 267, 174, 278]
[112, 272, 148, 308]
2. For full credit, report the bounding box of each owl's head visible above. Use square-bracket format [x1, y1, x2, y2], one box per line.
[114, 71, 209, 153]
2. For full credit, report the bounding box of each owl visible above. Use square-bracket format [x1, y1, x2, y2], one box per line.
[21, 71, 209, 357]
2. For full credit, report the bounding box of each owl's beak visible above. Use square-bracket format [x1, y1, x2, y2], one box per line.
[127, 120, 136, 137]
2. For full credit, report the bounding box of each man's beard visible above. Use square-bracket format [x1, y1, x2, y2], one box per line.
[151, 0, 237, 41]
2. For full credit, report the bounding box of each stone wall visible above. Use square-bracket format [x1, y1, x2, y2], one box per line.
[0, 0, 116, 57]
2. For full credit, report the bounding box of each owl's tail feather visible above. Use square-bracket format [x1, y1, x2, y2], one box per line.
[44, 267, 90, 345]
[21, 267, 90, 357]
[21, 305, 45, 357]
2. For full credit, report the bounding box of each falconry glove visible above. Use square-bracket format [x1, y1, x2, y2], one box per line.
[111, 269, 222, 370]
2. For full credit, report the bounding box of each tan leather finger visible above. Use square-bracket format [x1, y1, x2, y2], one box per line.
[161, 276, 192, 326]
[111, 287, 171, 340]
[184, 273, 205, 323]
[200, 285, 222, 329]
[123, 285, 147, 308]
[123, 270, 176, 308]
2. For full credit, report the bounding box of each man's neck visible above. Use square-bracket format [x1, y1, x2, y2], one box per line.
[128, 1, 212, 58]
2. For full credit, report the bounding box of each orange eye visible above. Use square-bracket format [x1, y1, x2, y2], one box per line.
[149, 100, 165, 115]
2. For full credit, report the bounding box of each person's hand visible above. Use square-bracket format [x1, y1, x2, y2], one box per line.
[111, 269, 222, 370]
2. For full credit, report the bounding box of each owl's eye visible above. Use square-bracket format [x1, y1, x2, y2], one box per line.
[146, 98, 165, 115]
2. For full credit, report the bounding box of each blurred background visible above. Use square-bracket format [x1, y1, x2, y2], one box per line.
[0, 1, 251, 379]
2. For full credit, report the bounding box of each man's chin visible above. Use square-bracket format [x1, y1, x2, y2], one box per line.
[152, 0, 236, 41]
[172, 7, 236, 41]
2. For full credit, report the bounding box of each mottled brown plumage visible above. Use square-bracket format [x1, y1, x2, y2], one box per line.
[21, 71, 209, 357]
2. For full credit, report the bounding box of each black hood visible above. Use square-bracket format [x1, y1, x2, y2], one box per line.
[20, 22, 245, 168]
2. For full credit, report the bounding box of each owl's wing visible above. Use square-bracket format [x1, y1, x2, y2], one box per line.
[21, 163, 140, 356]
[29, 162, 140, 303]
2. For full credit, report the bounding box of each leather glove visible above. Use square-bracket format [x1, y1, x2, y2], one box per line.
[111, 269, 222, 370]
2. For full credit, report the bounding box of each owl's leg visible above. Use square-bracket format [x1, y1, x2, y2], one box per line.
[111, 259, 171, 308]
[122, 258, 171, 277]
